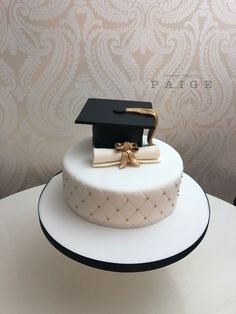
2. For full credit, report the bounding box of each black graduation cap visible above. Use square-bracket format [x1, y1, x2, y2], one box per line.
[75, 98, 157, 148]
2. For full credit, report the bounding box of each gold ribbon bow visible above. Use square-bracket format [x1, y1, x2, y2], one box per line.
[115, 142, 139, 169]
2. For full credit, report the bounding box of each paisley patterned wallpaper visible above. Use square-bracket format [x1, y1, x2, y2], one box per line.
[0, 0, 236, 202]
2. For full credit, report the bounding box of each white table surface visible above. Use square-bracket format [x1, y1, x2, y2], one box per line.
[0, 185, 236, 314]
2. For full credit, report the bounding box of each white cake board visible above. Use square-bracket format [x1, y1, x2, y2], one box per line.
[38, 173, 210, 272]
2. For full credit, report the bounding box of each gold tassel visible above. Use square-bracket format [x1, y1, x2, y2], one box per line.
[123, 108, 158, 146]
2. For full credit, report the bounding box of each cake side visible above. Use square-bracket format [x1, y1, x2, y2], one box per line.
[62, 137, 183, 228]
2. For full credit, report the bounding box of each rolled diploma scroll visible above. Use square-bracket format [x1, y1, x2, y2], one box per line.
[92, 145, 160, 167]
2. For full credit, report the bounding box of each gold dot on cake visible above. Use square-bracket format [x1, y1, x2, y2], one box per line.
[154, 204, 157, 208]
[106, 197, 109, 201]
[66, 197, 69, 200]
[74, 186, 78, 189]
[75, 205, 78, 208]
[97, 205, 100, 208]
[116, 209, 119, 212]
[172, 203, 175, 207]
[88, 192, 92, 196]
[160, 211, 163, 214]
[144, 217, 147, 220]
[82, 199, 85, 203]
[106, 217, 110, 221]
[90, 212, 93, 216]
[136, 208, 139, 211]
[162, 192, 166, 195]
[168, 197, 171, 201]
[126, 218, 129, 221]
[70, 192, 73, 195]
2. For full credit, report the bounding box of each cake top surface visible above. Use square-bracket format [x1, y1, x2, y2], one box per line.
[63, 137, 183, 193]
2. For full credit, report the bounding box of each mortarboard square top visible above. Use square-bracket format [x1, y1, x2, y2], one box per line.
[75, 98, 156, 148]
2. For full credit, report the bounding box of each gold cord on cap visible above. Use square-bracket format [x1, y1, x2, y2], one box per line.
[123, 108, 158, 145]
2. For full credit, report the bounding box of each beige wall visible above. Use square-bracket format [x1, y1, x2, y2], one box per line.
[0, 1, 236, 202]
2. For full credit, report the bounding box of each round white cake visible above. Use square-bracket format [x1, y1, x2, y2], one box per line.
[62, 137, 183, 228]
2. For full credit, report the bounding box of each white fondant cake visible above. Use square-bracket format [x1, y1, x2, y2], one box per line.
[62, 137, 183, 228]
